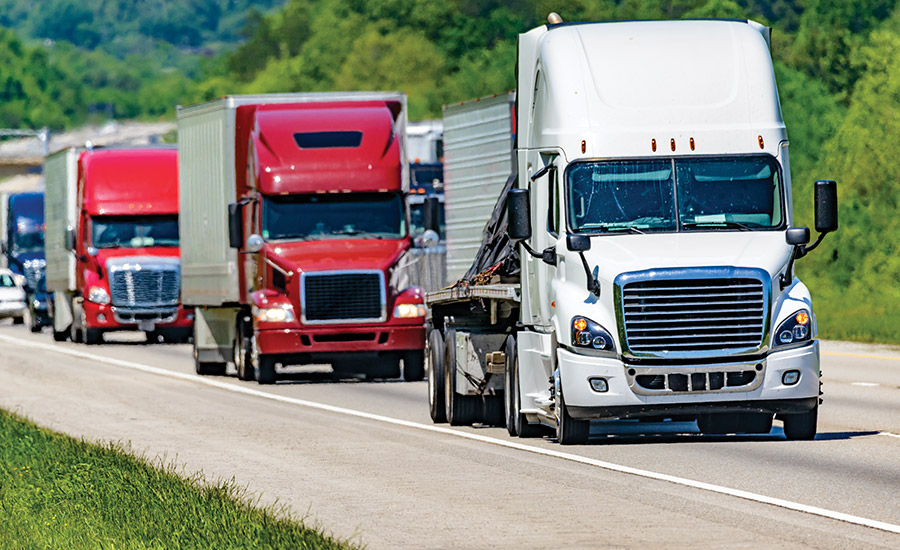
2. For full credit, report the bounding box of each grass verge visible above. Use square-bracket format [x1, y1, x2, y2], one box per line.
[0, 409, 356, 549]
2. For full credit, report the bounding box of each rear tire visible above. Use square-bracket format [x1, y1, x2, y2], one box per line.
[427, 329, 447, 423]
[783, 404, 817, 441]
[256, 355, 277, 385]
[52, 327, 68, 342]
[13, 316, 24, 325]
[444, 328, 480, 426]
[402, 350, 425, 382]
[556, 382, 590, 445]
[194, 355, 226, 376]
[504, 335, 543, 438]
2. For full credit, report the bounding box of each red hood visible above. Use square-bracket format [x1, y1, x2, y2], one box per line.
[264, 239, 408, 273]
[94, 247, 181, 265]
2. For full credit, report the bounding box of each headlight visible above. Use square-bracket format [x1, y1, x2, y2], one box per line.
[571, 316, 615, 352]
[87, 286, 110, 305]
[254, 304, 295, 323]
[393, 303, 426, 318]
[774, 310, 812, 347]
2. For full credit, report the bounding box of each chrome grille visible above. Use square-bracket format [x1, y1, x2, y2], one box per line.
[107, 257, 180, 308]
[301, 270, 385, 324]
[618, 268, 768, 357]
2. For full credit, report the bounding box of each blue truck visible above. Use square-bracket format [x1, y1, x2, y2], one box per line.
[1, 192, 49, 331]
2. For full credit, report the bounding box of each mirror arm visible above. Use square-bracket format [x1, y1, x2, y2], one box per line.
[779, 231, 831, 290]
[577, 251, 601, 297]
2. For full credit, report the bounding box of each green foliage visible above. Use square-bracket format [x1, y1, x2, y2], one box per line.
[0, 409, 354, 549]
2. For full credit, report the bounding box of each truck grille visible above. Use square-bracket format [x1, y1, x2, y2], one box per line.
[107, 258, 180, 307]
[301, 271, 385, 324]
[619, 269, 768, 357]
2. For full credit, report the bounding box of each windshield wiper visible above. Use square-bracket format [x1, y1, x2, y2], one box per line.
[584, 224, 646, 235]
[329, 230, 385, 239]
[682, 221, 757, 231]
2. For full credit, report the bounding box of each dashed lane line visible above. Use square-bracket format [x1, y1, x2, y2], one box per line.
[2, 333, 899, 537]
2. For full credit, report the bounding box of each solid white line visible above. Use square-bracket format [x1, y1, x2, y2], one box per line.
[851, 382, 880, 387]
[879, 432, 900, 440]
[3, 333, 900, 536]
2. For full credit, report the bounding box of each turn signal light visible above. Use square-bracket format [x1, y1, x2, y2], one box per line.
[795, 311, 810, 325]
[573, 318, 587, 331]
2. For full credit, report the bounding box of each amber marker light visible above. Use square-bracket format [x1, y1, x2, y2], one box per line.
[670, 138, 676, 151]
[651, 139, 657, 152]
[758, 135, 765, 149]
[689, 137, 695, 151]
[795, 311, 810, 325]
[573, 318, 587, 331]
[581, 140, 587, 154]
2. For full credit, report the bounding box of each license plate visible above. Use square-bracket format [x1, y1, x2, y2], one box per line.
[138, 320, 155, 332]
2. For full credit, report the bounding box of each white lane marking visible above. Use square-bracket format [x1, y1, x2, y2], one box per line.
[851, 382, 881, 387]
[879, 432, 900, 440]
[3, 334, 900, 537]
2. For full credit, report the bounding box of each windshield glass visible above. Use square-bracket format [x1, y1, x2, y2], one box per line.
[91, 215, 179, 248]
[262, 193, 406, 241]
[12, 231, 44, 253]
[567, 156, 784, 233]
[0, 274, 15, 288]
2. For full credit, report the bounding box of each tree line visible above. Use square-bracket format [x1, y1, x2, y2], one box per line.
[0, 0, 898, 341]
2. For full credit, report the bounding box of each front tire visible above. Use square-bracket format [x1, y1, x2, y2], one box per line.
[234, 319, 255, 381]
[556, 379, 590, 445]
[13, 315, 24, 325]
[444, 328, 480, 426]
[84, 328, 102, 345]
[402, 350, 425, 382]
[427, 329, 447, 423]
[782, 404, 817, 441]
[256, 355, 277, 385]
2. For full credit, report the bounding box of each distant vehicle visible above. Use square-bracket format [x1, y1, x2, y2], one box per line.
[27, 272, 50, 332]
[0, 268, 26, 324]
[44, 147, 194, 345]
[0, 192, 45, 293]
[424, 17, 837, 443]
[177, 93, 427, 384]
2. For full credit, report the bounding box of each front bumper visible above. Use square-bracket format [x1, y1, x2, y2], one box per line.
[559, 341, 820, 420]
[83, 300, 194, 331]
[255, 323, 425, 357]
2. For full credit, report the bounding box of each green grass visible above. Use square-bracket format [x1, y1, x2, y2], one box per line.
[0, 410, 356, 549]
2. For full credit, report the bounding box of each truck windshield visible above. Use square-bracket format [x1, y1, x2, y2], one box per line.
[263, 193, 406, 241]
[12, 231, 44, 253]
[567, 156, 784, 233]
[91, 215, 179, 248]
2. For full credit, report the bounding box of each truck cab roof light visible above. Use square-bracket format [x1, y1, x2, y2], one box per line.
[581, 140, 586, 154]
[651, 138, 657, 152]
[689, 137, 695, 151]
[758, 135, 765, 149]
[670, 138, 676, 152]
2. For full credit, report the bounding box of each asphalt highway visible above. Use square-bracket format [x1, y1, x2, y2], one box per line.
[1, 324, 898, 549]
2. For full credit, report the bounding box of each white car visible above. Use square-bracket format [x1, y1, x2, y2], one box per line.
[0, 268, 26, 324]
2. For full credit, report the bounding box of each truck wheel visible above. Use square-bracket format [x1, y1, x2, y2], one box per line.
[783, 404, 817, 441]
[256, 355, 277, 385]
[504, 336, 543, 438]
[483, 394, 505, 427]
[29, 312, 41, 332]
[13, 316, 24, 325]
[367, 355, 401, 380]
[427, 329, 447, 423]
[444, 328, 480, 426]
[556, 383, 590, 445]
[234, 322, 255, 381]
[402, 350, 425, 382]
[84, 328, 102, 345]
[52, 327, 68, 342]
[70, 322, 82, 344]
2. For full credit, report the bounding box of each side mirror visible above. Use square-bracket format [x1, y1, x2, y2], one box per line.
[228, 203, 243, 249]
[414, 229, 440, 248]
[423, 196, 441, 233]
[87, 246, 99, 257]
[785, 227, 810, 246]
[245, 234, 264, 253]
[815, 180, 838, 233]
[506, 189, 532, 241]
[65, 226, 76, 251]
[567, 234, 591, 252]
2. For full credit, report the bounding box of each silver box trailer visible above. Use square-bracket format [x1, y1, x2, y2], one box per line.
[442, 93, 515, 282]
[43, 148, 79, 333]
[177, 92, 410, 308]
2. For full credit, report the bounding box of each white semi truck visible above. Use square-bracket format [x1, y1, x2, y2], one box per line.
[425, 17, 838, 444]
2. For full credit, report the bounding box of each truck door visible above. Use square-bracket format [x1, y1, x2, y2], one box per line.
[522, 150, 562, 329]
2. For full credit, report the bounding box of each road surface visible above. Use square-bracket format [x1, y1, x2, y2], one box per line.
[1, 324, 898, 549]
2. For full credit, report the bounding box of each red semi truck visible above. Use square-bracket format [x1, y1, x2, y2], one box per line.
[44, 147, 194, 344]
[177, 93, 426, 384]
